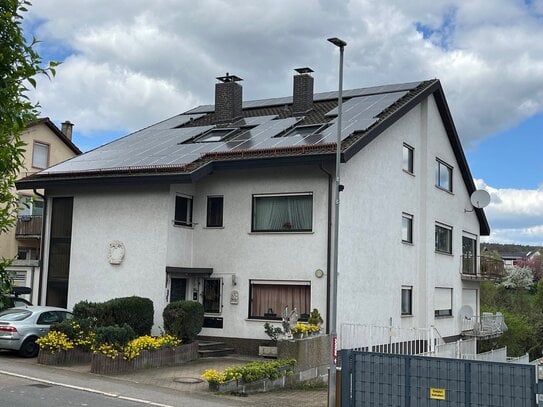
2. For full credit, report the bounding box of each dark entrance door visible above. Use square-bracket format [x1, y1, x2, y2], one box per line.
[170, 278, 187, 302]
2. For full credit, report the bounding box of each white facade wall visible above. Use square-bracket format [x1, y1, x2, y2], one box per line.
[338, 95, 480, 339]
[66, 186, 171, 332]
[59, 168, 329, 338]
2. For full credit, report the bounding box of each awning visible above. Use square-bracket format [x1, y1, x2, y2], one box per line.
[165, 266, 213, 276]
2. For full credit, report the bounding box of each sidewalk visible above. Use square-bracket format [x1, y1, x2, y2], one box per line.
[0, 352, 327, 407]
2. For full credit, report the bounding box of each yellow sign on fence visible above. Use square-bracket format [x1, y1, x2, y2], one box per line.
[430, 388, 446, 400]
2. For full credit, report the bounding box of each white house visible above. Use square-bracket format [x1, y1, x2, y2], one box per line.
[17, 70, 490, 352]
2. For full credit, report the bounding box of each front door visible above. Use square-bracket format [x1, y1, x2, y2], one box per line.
[170, 278, 187, 302]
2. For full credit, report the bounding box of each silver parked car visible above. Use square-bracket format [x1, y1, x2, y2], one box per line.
[0, 306, 73, 357]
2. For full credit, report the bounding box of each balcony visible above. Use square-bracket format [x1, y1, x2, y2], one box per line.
[15, 215, 42, 239]
[461, 312, 507, 339]
[460, 255, 505, 281]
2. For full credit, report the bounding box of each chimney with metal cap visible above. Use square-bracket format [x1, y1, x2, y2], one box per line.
[215, 73, 243, 122]
[292, 67, 314, 114]
[61, 120, 74, 140]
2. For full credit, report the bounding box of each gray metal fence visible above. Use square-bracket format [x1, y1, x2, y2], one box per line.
[340, 350, 539, 407]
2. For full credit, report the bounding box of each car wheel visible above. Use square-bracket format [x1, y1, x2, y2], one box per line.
[19, 337, 39, 358]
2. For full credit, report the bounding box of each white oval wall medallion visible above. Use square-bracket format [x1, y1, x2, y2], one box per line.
[108, 241, 125, 265]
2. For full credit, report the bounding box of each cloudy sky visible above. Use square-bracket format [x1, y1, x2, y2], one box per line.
[24, 0, 543, 245]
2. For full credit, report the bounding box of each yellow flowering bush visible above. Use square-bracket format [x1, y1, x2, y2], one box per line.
[307, 324, 320, 333]
[291, 323, 309, 335]
[94, 343, 120, 359]
[36, 331, 74, 353]
[122, 335, 181, 361]
[201, 369, 227, 384]
[201, 359, 296, 385]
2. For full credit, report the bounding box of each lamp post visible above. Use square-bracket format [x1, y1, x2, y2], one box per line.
[327, 36, 346, 407]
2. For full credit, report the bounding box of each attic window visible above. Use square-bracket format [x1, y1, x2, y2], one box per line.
[279, 124, 327, 138]
[195, 128, 236, 143]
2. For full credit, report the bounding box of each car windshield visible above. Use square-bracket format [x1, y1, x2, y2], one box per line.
[0, 309, 32, 321]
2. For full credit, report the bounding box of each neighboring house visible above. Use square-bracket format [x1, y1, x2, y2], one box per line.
[0, 118, 81, 303]
[17, 71, 491, 351]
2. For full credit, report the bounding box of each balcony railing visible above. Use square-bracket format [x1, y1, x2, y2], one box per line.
[460, 255, 505, 280]
[15, 215, 42, 238]
[461, 312, 508, 339]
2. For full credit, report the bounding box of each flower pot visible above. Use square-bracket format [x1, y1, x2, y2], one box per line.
[292, 332, 303, 339]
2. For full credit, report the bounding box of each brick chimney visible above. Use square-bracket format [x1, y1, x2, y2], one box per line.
[292, 67, 314, 114]
[215, 73, 243, 122]
[61, 121, 74, 140]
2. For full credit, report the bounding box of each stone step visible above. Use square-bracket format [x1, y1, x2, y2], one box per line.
[198, 341, 226, 350]
[198, 348, 235, 358]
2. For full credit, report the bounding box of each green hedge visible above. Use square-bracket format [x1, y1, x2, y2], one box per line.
[163, 300, 204, 342]
[73, 296, 154, 336]
[94, 324, 136, 347]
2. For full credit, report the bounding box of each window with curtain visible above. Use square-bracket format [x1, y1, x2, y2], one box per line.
[252, 193, 312, 232]
[249, 281, 310, 320]
[207, 196, 224, 227]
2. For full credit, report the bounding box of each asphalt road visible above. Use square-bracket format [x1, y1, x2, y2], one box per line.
[0, 375, 144, 407]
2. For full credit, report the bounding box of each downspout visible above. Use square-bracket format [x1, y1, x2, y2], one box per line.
[319, 163, 333, 334]
[34, 189, 46, 305]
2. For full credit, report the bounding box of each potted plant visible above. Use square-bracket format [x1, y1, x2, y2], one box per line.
[308, 308, 323, 327]
[291, 323, 308, 339]
[259, 322, 282, 357]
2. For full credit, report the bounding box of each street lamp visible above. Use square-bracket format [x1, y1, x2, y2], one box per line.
[327, 36, 346, 407]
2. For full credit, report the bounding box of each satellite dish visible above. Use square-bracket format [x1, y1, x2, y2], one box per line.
[470, 189, 490, 209]
[458, 305, 474, 320]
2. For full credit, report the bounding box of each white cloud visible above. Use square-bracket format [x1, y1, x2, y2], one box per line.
[476, 179, 543, 245]
[23, 0, 543, 149]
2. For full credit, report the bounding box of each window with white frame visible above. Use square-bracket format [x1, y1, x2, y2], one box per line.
[462, 234, 477, 275]
[435, 223, 452, 254]
[249, 280, 310, 320]
[32, 141, 49, 169]
[403, 143, 414, 174]
[252, 193, 313, 232]
[402, 213, 413, 243]
[434, 287, 452, 317]
[436, 159, 453, 192]
[174, 195, 193, 226]
[401, 286, 413, 316]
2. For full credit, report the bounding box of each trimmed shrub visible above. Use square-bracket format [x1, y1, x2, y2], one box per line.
[72, 296, 154, 336]
[102, 297, 154, 336]
[163, 301, 204, 342]
[94, 324, 136, 347]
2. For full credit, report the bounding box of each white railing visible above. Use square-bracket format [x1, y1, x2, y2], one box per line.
[461, 312, 508, 337]
[461, 347, 508, 363]
[419, 338, 477, 359]
[340, 323, 444, 355]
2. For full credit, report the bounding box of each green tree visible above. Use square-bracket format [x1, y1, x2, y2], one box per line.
[0, 0, 58, 307]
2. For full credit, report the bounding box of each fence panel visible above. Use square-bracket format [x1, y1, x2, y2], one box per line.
[341, 350, 536, 407]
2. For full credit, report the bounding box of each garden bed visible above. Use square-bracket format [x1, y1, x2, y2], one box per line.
[91, 341, 199, 375]
[38, 348, 92, 366]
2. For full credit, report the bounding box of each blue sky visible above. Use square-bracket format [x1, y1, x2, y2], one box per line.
[24, 0, 543, 245]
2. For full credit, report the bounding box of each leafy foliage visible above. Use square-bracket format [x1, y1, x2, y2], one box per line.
[202, 359, 297, 385]
[0, 0, 59, 307]
[162, 300, 204, 342]
[498, 266, 534, 290]
[94, 324, 136, 348]
[264, 322, 283, 342]
[72, 297, 154, 336]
